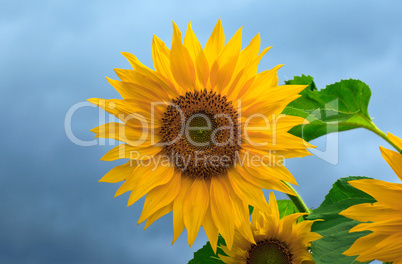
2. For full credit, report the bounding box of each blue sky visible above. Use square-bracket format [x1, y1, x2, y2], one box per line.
[1, 0, 401, 263]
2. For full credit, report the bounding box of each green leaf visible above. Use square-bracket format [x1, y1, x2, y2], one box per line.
[285, 74, 318, 91]
[277, 199, 299, 219]
[188, 236, 226, 264]
[283, 76, 374, 141]
[307, 176, 376, 264]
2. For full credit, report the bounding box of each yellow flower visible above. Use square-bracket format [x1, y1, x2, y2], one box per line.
[219, 192, 322, 264]
[340, 138, 402, 263]
[88, 19, 313, 251]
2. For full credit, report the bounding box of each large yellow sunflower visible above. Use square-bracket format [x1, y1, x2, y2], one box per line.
[219, 192, 322, 264]
[88, 20, 312, 251]
[340, 133, 402, 263]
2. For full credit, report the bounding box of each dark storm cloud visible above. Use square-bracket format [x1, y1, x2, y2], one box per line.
[1, 1, 401, 264]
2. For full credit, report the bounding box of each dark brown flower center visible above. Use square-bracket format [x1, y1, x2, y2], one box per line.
[247, 239, 293, 264]
[160, 90, 241, 178]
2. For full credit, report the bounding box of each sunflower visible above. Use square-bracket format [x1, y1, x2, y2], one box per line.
[340, 133, 402, 263]
[219, 192, 322, 264]
[88, 19, 312, 251]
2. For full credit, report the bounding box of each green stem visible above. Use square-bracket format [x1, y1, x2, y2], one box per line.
[366, 122, 402, 153]
[282, 181, 311, 215]
[382, 262, 393, 264]
[346, 118, 402, 153]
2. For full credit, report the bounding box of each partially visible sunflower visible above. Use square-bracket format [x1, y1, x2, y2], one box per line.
[219, 192, 322, 264]
[89, 20, 313, 251]
[340, 133, 402, 263]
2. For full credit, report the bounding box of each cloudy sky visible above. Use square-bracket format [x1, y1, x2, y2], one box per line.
[1, 0, 401, 263]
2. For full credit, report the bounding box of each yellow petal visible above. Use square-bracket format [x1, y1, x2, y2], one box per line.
[241, 65, 283, 102]
[111, 71, 170, 100]
[238, 165, 296, 194]
[348, 179, 402, 209]
[242, 141, 311, 163]
[348, 222, 373, 233]
[235, 33, 261, 76]
[251, 208, 272, 232]
[87, 98, 163, 128]
[218, 254, 238, 264]
[268, 192, 279, 216]
[223, 68, 254, 101]
[210, 177, 235, 250]
[380, 146, 402, 181]
[183, 21, 209, 88]
[152, 35, 174, 80]
[91, 122, 158, 146]
[204, 19, 225, 66]
[100, 144, 162, 161]
[114, 166, 142, 197]
[340, 202, 399, 222]
[246, 45, 271, 76]
[227, 186, 255, 244]
[297, 220, 322, 244]
[273, 115, 310, 134]
[126, 165, 175, 206]
[210, 27, 242, 91]
[221, 45, 272, 101]
[245, 129, 312, 150]
[170, 21, 196, 90]
[138, 172, 181, 224]
[144, 203, 173, 229]
[280, 213, 307, 240]
[99, 161, 136, 183]
[230, 45, 271, 96]
[121, 52, 177, 95]
[368, 232, 402, 261]
[240, 145, 305, 179]
[228, 169, 269, 212]
[343, 233, 388, 260]
[365, 219, 402, 234]
[172, 177, 193, 244]
[242, 85, 306, 117]
[202, 207, 219, 253]
[183, 178, 209, 246]
[387, 132, 402, 150]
